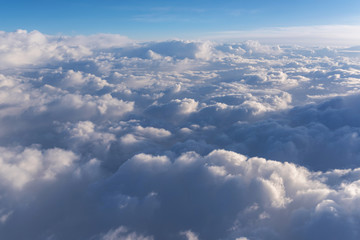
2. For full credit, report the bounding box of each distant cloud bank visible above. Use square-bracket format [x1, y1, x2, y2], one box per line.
[205, 25, 360, 46]
[1, 30, 360, 240]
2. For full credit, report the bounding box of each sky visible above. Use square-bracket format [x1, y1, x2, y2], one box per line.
[1, 0, 360, 40]
[2, 1, 360, 240]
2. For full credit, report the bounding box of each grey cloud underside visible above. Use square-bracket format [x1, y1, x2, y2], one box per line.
[1, 30, 360, 240]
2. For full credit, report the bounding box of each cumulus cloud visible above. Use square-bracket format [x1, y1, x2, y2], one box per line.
[0, 146, 78, 189]
[0, 30, 90, 68]
[1, 30, 360, 239]
[0, 30, 132, 69]
[93, 150, 360, 240]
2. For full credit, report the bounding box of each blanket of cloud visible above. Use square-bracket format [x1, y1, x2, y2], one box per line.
[1, 30, 360, 240]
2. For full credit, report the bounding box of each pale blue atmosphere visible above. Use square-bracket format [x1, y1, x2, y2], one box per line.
[1, 0, 360, 39]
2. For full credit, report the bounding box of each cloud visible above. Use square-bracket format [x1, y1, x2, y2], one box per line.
[1, 30, 360, 239]
[93, 150, 360, 240]
[180, 230, 199, 240]
[0, 146, 78, 189]
[206, 25, 360, 46]
[0, 30, 90, 68]
[0, 30, 133, 69]
[114, 40, 215, 60]
[145, 98, 199, 121]
[100, 226, 153, 240]
[65, 34, 133, 49]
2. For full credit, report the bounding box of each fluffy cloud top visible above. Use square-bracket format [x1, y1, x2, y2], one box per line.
[0, 147, 78, 189]
[97, 150, 360, 240]
[1, 30, 360, 239]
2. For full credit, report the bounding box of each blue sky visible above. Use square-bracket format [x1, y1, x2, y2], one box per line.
[1, 0, 360, 40]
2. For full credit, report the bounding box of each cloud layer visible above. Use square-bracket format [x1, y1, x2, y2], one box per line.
[207, 25, 360, 46]
[1, 30, 360, 239]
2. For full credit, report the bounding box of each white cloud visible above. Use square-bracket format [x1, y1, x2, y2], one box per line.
[180, 230, 199, 240]
[55, 93, 134, 120]
[0, 147, 78, 189]
[134, 126, 171, 139]
[207, 25, 360, 46]
[0, 30, 91, 68]
[1, 30, 360, 240]
[96, 150, 360, 239]
[67, 121, 115, 143]
[61, 70, 110, 90]
[0, 30, 133, 69]
[101, 226, 153, 240]
[65, 33, 133, 49]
